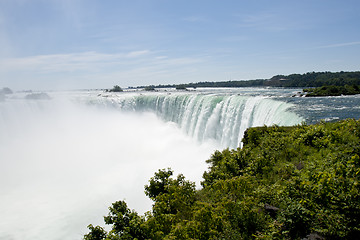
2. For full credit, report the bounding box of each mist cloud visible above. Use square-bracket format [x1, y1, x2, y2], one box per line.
[0, 92, 217, 240]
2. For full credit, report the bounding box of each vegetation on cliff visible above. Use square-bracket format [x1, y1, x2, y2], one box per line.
[84, 119, 360, 240]
[303, 85, 360, 97]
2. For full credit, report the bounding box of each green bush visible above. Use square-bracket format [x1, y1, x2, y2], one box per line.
[84, 119, 360, 239]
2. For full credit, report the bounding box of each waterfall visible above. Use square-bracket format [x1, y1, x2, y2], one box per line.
[0, 89, 303, 240]
[90, 91, 303, 148]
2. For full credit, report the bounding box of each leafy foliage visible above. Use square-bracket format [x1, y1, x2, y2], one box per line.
[84, 119, 360, 239]
[269, 71, 360, 87]
[1, 87, 13, 94]
[83, 224, 107, 240]
[175, 84, 187, 90]
[144, 85, 156, 91]
[303, 85, 360, 97]
[108, 85, 123, 92]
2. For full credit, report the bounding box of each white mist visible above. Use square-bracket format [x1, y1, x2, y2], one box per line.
[0, 93, 218, 240]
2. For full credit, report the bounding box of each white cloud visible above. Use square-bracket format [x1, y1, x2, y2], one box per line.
[0, 50, 207, 90]
[0, 50, 155, 73]
[157, 57, 203, 66]
[0, 50, 204, 72]
[126, 50, 151, 58]
[317, 41, 360, 49]
[155, 56, 168, 60]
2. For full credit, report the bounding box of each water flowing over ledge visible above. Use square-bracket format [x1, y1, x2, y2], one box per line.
[88, 91, 303, 148]
[0, 89, 311, 240]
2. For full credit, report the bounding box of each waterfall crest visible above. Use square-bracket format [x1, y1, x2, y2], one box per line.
[92, 92, 303, 148]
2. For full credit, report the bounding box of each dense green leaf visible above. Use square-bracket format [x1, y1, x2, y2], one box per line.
[85, 119, 360, 239]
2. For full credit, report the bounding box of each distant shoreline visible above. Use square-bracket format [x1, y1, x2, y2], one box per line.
[134, 71, 360, 90]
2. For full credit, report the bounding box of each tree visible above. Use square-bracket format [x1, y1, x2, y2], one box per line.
[144, 169, 197, 239]
[144, 85, 155, 91]
[1, 87, 13, 94]
[83, 224, 107, 240]
[175, 84, 187, 90]
[109, 85, 123, 92]
[144, 168, 173, 200]
[104, 200, 146, 239]
[85, 119, 360, 239]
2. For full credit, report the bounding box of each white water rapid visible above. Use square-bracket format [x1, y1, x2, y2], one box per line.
[0, 90, 303, 240]
[91, 91, 302, 148]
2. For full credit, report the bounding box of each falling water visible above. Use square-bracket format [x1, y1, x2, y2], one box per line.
[0, 89, 303, 240]
[88, 91, 302, 148]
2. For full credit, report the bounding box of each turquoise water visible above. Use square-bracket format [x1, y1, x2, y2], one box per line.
[89, 89, 304, 148]
[85, 87, 360, 148]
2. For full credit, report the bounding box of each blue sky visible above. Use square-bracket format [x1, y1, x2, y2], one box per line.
[0, 0, 359, 90]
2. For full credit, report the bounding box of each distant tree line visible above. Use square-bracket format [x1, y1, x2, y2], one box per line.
[138, 79, 265, 89]
[137, 71, 360, 89]
[270, 71, 360, 87]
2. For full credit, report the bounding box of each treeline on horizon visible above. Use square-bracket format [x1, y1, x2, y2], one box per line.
[84, 119, 360, 240]
[137, 71, 360, 89]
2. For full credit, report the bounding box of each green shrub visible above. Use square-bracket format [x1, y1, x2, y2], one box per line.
[84, 119, 360, 239]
